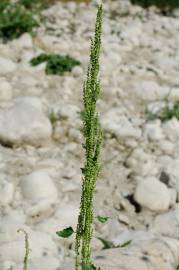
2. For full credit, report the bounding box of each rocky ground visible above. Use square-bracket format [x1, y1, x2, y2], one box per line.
[1, 0, 179, 269]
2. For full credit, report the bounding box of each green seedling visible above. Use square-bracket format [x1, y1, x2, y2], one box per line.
[147, 101, 179, 122]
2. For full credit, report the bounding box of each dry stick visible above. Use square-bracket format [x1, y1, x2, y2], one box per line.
[75, 4, 103, 270]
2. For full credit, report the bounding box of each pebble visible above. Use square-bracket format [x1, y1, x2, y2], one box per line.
[20, 170, 58, 202]
[134, 177, 172, 212]
[0, 180, 14, 206]
[101, 111, 141, 139]
[0, 56, 17, 75]
[0, 97, 52, 146]
[0, 79, 13, 101]
[151, 204, 179, 238]
[163, 117, 179, 142]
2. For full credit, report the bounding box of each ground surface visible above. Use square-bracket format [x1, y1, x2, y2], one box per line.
[1, 0, 179, 269]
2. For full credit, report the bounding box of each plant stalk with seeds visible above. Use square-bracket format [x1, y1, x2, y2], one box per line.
[75, 5, 103, 270]
[17, 229, 30, 270]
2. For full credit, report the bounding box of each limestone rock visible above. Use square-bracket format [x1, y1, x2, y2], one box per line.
[134, 177, 172, 211]
[0, 97, 52, 146]
[0, 56, 17, 75]
[21, 170, 58, 202]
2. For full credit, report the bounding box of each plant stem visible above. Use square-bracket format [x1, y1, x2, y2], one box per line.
[17, 229, 30, 270]
[75, 4, 103, 270]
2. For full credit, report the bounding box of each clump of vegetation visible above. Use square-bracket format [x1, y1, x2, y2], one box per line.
[147, 101, 179, 122]
[56, 5, 104, 270]
[0, 0, 39, 40]
[30, 53, 81, 75]
[131, 0, 179, 13]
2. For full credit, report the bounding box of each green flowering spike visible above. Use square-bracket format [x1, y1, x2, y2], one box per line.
[75, 5, 103, 270]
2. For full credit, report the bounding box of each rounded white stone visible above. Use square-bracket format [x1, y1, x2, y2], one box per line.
[0, 181, 14, 206]
[144, 120, 164, 141]
[134, 177, 171, 212]
[0, 80, 12, 101]
[13, 257, 60, 270]
[21, 170, 58, 202]
[163, 117, 179, 141]
[0, 57, 17, 75]
[0, 230, 58, 262]
[0, 97, 52, 146]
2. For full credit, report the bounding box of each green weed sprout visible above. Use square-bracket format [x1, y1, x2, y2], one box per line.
[17, 229, 30, 270]
[75, 4, 103, 270]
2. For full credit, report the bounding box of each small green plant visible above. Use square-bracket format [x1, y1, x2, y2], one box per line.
[0, 1, 39, 40]
[147, 101, 179, 122]
[131, 0, 179, 13]
[17, 229, 30, 270]
[30, 53, 81, 75]
[49, 109, 59, 125]
[19, 0, 45, 9]
[56, 5, 103, 270]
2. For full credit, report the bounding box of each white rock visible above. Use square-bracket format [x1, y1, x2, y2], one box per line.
[132, 81, 169, 102]
[144, 120, 164, 141]
[55, 203, 79, 229]
[13, 257, 60, 270]
[0, 79, 12, 101]
[158, 140, 174, 155]
[26, 199, 57, 223]
[11, 33, 33, 50]
[0, 97, 52, 146]
[101, 110, 141, 139]
[134, 177, 171, 211]
[159, 158, 179, 199]
[152, 204, 179, 238]
[163, 117, 179, 141]
[72, 65, 83, 77]
[21, 170, 58, 202]
[0, 180, 14, 206]
[0, 56, 17, 75]
[126, 148, 158, 176]
[0, 261, 16, 270]
[0, 230, 58, 262]
[0, 216, 29, 243]
[112, 230, 155, 247]
[93, 237, 179, 270]
[15, 96, 44, 111]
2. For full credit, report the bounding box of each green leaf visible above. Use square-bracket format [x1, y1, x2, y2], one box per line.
[82, 263, 101, 270]
[97, 237, 132, 249]
[97, 216, 110, 223]
[97, 237, 115, 249]
[119, 240, 132, 248]
[56, 227, 74, 238]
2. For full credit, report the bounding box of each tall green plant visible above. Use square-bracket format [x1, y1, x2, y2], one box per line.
[75, 5, 103, 270]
